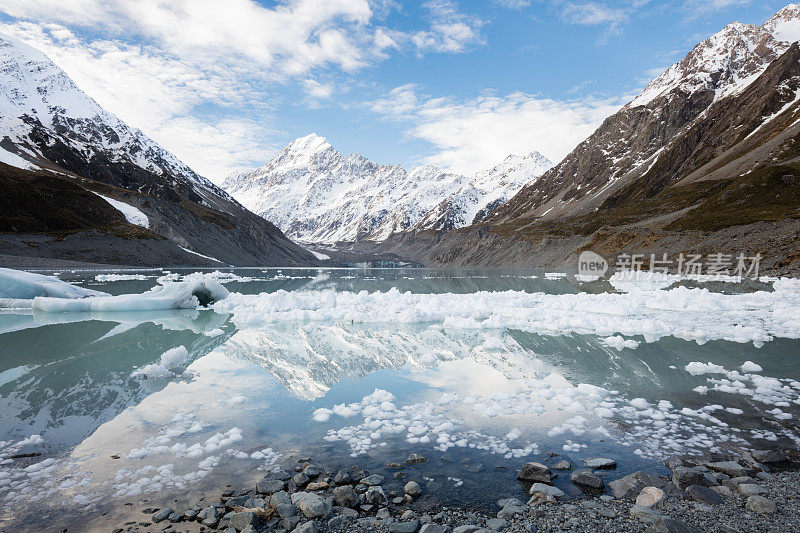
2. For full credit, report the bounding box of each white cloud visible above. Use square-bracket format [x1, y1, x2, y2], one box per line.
[0, 0, 378, 78]
[370, 85, 624, 175]
[154, 117, 280, 180]
[555, 1, 657, 42]
[492, 0, 532, 9]
[0, 0, 487, 180]
[560, 2, 629, 41]
[409, 0, 485, 54]
[683, 0, 751, 14]
[303, 80, 335, 100]
[561, 2, 628, 25]
[0, 20, 265, 181]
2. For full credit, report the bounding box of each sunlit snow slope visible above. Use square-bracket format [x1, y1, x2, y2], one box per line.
[223, 134, 552, 244]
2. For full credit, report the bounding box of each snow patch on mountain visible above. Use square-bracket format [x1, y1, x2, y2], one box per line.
[223, 134, 552, 244]
[92, 193, 149, 228]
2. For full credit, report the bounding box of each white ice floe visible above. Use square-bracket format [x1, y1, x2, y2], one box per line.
[33, 272, 229, 312]
[313, 356, 800, 461]
[215, 278, 800, 347]
[92, 193, 149, 228]
[318, 387, 543, 458]
[608, 270, 746, 293]
[0, 268, 107, 307]
[601, 335, 640, 351]
[684, 361, 800, 410]
[94, 274, 150, 281]
[131, 346, 189, 379]
[741, 361, 763, 373]
[685, 362, 726, 376]
[105, 415, 259, 498]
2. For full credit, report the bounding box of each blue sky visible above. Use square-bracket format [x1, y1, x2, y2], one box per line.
[0, 1, 794, 181]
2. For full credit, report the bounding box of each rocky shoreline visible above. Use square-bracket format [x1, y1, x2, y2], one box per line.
[103, 447, 800, 533]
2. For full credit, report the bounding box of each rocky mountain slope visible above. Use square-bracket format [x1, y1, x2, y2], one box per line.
[0, 32, 316, 267]
[223, 134, 551, 244]
[487, 4, 800, 225]
[367, 4, 800, 274]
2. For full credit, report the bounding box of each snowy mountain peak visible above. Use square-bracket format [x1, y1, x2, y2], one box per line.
[283, 133, 333, 155]
[223, 136, 553, 244]
[0, 31, 221, 196]
[628, 4, 800, 108]
[765, 3, 800, 41]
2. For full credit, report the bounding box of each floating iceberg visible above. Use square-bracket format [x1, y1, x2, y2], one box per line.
[0, 268, 107, 307]
[0, 268, 229, 312]
[131, 346, 189, 379]
[33, 272, 229, 312]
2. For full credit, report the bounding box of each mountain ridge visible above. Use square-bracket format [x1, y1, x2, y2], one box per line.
[223, 133, 553, 244]
[0, 32, 316, 267]
[356, 4, 800, 275]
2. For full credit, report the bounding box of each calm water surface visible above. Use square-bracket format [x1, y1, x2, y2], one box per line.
[0, 268, 798, 529]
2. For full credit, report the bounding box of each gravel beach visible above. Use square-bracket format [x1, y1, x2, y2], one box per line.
[86, 448, 800, 533]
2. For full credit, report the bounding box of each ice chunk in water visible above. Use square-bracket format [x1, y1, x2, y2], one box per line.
[0, 268, 107, 307]
[32, 272, 229, 312]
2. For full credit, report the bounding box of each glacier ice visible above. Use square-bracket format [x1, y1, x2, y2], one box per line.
[33, 272, 229, 312]
[131, 346, 189, 379]
[0, 268, 107, 307]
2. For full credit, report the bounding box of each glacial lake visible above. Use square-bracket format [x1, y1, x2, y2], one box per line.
[1, 268, 799, 530]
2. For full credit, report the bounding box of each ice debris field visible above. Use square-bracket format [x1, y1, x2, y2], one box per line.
[2, 268, 800, 512]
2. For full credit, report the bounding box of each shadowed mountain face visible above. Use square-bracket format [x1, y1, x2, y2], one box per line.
[367, 5, 800, 275]
[0, 33, 316, 267]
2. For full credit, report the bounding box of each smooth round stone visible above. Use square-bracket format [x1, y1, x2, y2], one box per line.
[152, 508, 173, 523]
[737, 483, 766, 497]
[256, 478, 286, 494]
[745, 495, 777, 514]
[404, 481, 422, 497]
[686, 485, 724, 505]
[361, 474, 384, 486]
[635, 487, 665, 509]
[571, 469, 603, 491]
[517, 462, 554, 484]
[629, 504, 663, 522]
[497, 505, 524, 519]
[497, 498, 524, 508]
[401, 510, 418, 520]
[529, 483, 565, 498]
[389, 520, 421, 533]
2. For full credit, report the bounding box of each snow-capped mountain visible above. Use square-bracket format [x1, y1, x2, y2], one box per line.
[223, 134, 552, 244]
[398, 4, 800, 271]
[415, 152, 553, 231]
[0, 33, 224, 199]
[0, 32, 315, 266]
[490, 3, 800, 225]
[630, 4, 800, 108]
